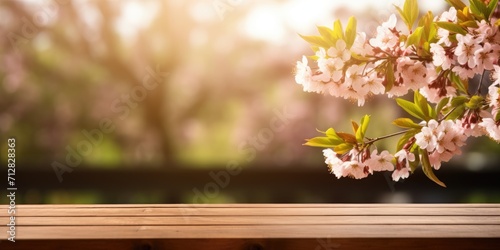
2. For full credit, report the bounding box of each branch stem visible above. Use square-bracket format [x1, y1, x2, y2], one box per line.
[365, 129, 412, 144]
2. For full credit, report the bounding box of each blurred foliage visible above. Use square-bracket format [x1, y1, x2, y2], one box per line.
[0, 0, 499, 204]
[1, 0, 386, 170]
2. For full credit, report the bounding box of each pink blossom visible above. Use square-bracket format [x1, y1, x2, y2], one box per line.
[430, 43, 452, 70]
[455, 34, 481, 68]
[479, 118, 500, 142]
[474, 43, 496, 71]
[327, 39, 351, 62]
[365, 149, 394, 172]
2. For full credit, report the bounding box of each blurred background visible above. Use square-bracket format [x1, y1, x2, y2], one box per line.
[1, 0, 499, 204]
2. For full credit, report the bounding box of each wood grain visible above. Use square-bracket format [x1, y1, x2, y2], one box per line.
[0, 204, 499, 249]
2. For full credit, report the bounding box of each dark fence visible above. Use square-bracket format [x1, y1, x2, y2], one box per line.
[5, 163, 500, 204]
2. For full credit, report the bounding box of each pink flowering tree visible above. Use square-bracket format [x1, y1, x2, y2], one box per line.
[295, 0, 500, 187]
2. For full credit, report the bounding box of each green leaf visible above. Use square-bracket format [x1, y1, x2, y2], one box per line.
[495, 109, 500, 122]
[317, 26, 336, 45]
[337, 132, 358, 144]
[420, 148, 447, 187]
[469, 0, 488, 18]
[333, 20, 345, 40]
[404, 0, 419, 30]
[394, 5, 410, 29]
[385, 61, 395, 92]
[450, 73, 469, 94]
[427, 22, 438, 43]
[356, 115, 370, 143]
[396, 98, 426, 120]
[460, 20, 479, 28]
[334, 143, 353, 154]
[299, 34, 330, 48]
[414, 91, 430, 120]
[351, 121, 359, 134]
[487, 0, 499, 19]
[466, 95, 485, 109]
[450, 96, 468, 107]
[429, 103, 437, 119]
[409, 147, 420, 172]
[392, 118, 422, 129]
[304, 136, 342, 148]
[396, 130, 418, 152]
[445, 0, 466, 10]
[435, 21, 467, 35]
[436, 97, 450, 116]
[325, 128, 338, 137]
[446, 104, 466, 120]
[345, 17, 357, 49]
[406, 26, 423, 47]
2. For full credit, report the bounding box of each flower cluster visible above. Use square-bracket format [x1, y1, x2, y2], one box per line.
[297, 0, 500, 186]
[415, 120, 467, 170]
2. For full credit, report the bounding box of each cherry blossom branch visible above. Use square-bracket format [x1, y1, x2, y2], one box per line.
[439, 105, 459, 121]
[365, 129, 412, 144]
[475, 69, 486, 95]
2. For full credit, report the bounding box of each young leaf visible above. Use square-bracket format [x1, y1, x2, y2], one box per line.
[351, 121, 359, 134]
[334, 143, 353, 154]
[404, 0, 419, 30]
[396, 98, 426, 120]
[409, 148, 420, 173]
[429, 102, 437, 119]
[445, 0, 466, 10]
[406, 26, 423, 47]
[449, 73, 469, 94]
[420, 11, 437, 43]
[465, 95, 485, 109]
[435, 22, 467, 35]
[392, 118, 422, 129]
[460, 20, 479, 28]
[337, 132, 358, 144]
[325, 128, 339, 138]
[345, 17, 357, 49]
[356, 115, 370, 143]
[396, 130, 418, 151]
[469, 0, 488, 18]
[394, 5, 410, 28]
[333, 20, 345, 40]
[304, 137, 341, 148]
[436, 97, 450, 116]
[487, 0, 499, 19]
[420, 148, 447, 187]
[450, 96, 468, 106]
[385, 61, 395, 91]
[299, 34, 330, 48]
[317, 26, 336, 45]
[414, 91, 430, 119]
[446, 104, 466, 120]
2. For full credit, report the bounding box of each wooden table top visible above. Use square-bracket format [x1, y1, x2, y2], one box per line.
[1, 204, 499, 240]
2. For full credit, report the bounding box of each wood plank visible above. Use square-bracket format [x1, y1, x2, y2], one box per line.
[0, 238, 500, 250]
[4, 206, 500, 216]
[9, 203, 500, 208]
[1, 204, 498, 242]
[2, 224, 500, 239]
[5, 215, 499, 226]
[3, 239, 500, 250]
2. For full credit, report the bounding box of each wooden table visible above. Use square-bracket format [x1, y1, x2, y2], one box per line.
[1, 204, 499, 249]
